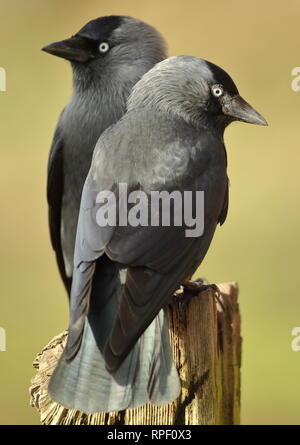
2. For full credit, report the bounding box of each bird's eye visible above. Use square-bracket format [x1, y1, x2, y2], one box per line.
[98, 42, 110, 54]
[212, 85, 224, 98]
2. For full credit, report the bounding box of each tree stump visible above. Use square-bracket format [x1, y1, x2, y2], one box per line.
[30, 282, 241, 425]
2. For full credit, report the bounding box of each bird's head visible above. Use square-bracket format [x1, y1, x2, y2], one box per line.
[128, 56, 267, 132]
[42, 16, 167, 90]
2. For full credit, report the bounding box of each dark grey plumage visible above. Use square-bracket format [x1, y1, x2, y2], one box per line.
[49, 56, 267, 413]
[43, 16, 167, 292]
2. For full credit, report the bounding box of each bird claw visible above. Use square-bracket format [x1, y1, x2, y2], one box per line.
[171, 278, 225, 312]
[182, 277, 208, 291]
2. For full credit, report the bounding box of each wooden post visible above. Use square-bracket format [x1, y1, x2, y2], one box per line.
[30, 282, 241, 425]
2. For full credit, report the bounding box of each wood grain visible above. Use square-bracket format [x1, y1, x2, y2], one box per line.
[30, 282, 241, 425]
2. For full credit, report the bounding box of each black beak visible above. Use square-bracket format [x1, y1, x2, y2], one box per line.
[41, 36, 94, 63]
[223, 95, 268, 126]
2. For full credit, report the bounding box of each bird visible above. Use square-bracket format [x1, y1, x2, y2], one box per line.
[48, 56, 267, 413]
[42, 16, 167, 294]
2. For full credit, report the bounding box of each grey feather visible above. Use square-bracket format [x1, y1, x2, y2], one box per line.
[49, 55, 266, 413]
[46, 16, 167, 284]
[49, 256, 180, 412]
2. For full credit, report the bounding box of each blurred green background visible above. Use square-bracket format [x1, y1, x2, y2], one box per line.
[0, 0, 299, 425]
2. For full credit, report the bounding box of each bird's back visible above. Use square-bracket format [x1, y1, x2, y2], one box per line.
[56, 86, 128, 277]
[92, 108, 228, 198]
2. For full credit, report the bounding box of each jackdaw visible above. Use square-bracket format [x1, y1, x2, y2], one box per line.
[48, 56, 267, 413]
[42, 16, 167, 293]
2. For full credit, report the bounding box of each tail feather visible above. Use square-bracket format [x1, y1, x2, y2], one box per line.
[48, 311, 180, 413]
[48, 257, 180, 413]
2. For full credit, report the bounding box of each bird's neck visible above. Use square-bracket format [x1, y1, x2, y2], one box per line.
[71, 64, 110, 94]
[68, 66, 134, 130]
[195, 111, 231, 140]
[71, 61, 148, 99]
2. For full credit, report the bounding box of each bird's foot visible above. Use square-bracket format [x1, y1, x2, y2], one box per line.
[182, 277, 208, 292]
[172, 278, 225, 311]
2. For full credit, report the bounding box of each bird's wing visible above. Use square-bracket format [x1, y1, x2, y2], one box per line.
[104, 175, 226, 371]
[102, 118, 228, 371]
[47, 121, 71, 293]
[218, 179, 229, 225]
[66, 112, 228, 369]
[65, 170, 116, 359]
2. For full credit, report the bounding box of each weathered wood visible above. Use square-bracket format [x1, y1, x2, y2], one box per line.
[30, 282, 241, 425]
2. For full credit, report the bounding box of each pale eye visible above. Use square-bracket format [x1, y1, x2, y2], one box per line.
[212, 86, 224, 97]
[98, 42, 110, 54]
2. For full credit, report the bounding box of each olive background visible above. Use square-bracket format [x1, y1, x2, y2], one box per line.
[0, 0, 299, 425]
